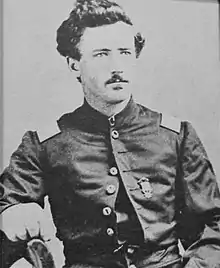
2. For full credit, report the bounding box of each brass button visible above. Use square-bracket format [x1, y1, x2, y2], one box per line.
[106, 184, 116, 195]
[112, 130, 119, 139]
[106, 228, 114, 236]
[127, 247, 135, 254]
[110, 167, 118, 176]
[108, 115, 115, 127]
[103, 207, 112, 216]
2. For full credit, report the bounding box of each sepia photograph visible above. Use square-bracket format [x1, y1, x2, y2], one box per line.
[1, 1, 220, 268]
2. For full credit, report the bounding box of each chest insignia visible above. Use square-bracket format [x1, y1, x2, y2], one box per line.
[138, 177, 153, 199]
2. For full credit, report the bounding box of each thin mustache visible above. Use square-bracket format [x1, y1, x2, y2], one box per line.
[105, 75, 129, 85]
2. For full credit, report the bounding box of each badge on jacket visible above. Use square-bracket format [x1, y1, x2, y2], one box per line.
[137, 177, 153, 199]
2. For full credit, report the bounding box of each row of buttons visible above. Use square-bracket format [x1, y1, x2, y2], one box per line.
[106, 165, 118, 236]
[107, 167, 118, 195]
[109, 115, 119, 140]
[106, 117, 119, 241]
[109, 116, 137, 268]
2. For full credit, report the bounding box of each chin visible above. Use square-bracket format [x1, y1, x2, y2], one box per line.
[107, 99, 125, 105]
[106, 94, 131, 105]
[103, 85, 132, 104]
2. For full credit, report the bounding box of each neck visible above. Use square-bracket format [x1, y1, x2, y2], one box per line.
[84, 95, 131, 117]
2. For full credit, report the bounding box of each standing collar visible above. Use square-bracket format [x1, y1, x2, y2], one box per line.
[78, 96, 139, 131]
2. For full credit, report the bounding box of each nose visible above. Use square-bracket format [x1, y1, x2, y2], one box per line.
[110, 55, 124, 75]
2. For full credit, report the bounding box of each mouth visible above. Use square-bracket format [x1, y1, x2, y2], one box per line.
[106, 78, 129, 86]
[111, 83, 125, 91]
[112, 80, 127, 84]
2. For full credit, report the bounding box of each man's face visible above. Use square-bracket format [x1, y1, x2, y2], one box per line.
[77, 21, 137, 105]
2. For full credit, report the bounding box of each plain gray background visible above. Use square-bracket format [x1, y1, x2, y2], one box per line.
[2, 1, 220, 267]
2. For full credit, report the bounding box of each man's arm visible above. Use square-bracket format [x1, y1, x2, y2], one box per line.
[0, 131, 46, 213]
[0, 131, 58, 267]
[178, 122, 220, 267]
[0, 130, 53, 242]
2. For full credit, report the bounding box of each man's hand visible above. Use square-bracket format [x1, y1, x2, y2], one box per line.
[0, 203, 54, 242]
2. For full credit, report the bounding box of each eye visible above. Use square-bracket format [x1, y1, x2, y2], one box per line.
[120, 51, 131, 56]
[94, 52, 108, 58]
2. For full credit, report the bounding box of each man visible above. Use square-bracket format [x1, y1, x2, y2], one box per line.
[1, 0, 220, 267]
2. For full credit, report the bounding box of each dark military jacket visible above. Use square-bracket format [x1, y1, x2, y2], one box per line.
[1, 98, 220, 268]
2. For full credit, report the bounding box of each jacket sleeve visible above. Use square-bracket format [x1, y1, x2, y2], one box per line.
[177, 122, 220, 268]
[0, 131, 46, 214]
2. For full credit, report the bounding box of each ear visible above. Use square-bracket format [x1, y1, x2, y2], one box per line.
[66, 57, 80, 72]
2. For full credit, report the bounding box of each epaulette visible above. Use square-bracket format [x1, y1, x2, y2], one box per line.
[160, 113, 181, 134]
[37, 122, 61, 143]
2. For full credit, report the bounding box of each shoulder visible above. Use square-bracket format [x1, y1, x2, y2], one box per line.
[138, 103, 182, 134]
[36, 107, 83, 143]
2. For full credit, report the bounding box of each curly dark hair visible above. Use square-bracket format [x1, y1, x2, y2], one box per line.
[56, 0, 145, 61]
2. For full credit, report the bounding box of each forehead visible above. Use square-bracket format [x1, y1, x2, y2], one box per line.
[79, 22, 135, 53]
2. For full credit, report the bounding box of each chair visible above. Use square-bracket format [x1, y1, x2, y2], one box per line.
[0, 232, 57, 268]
